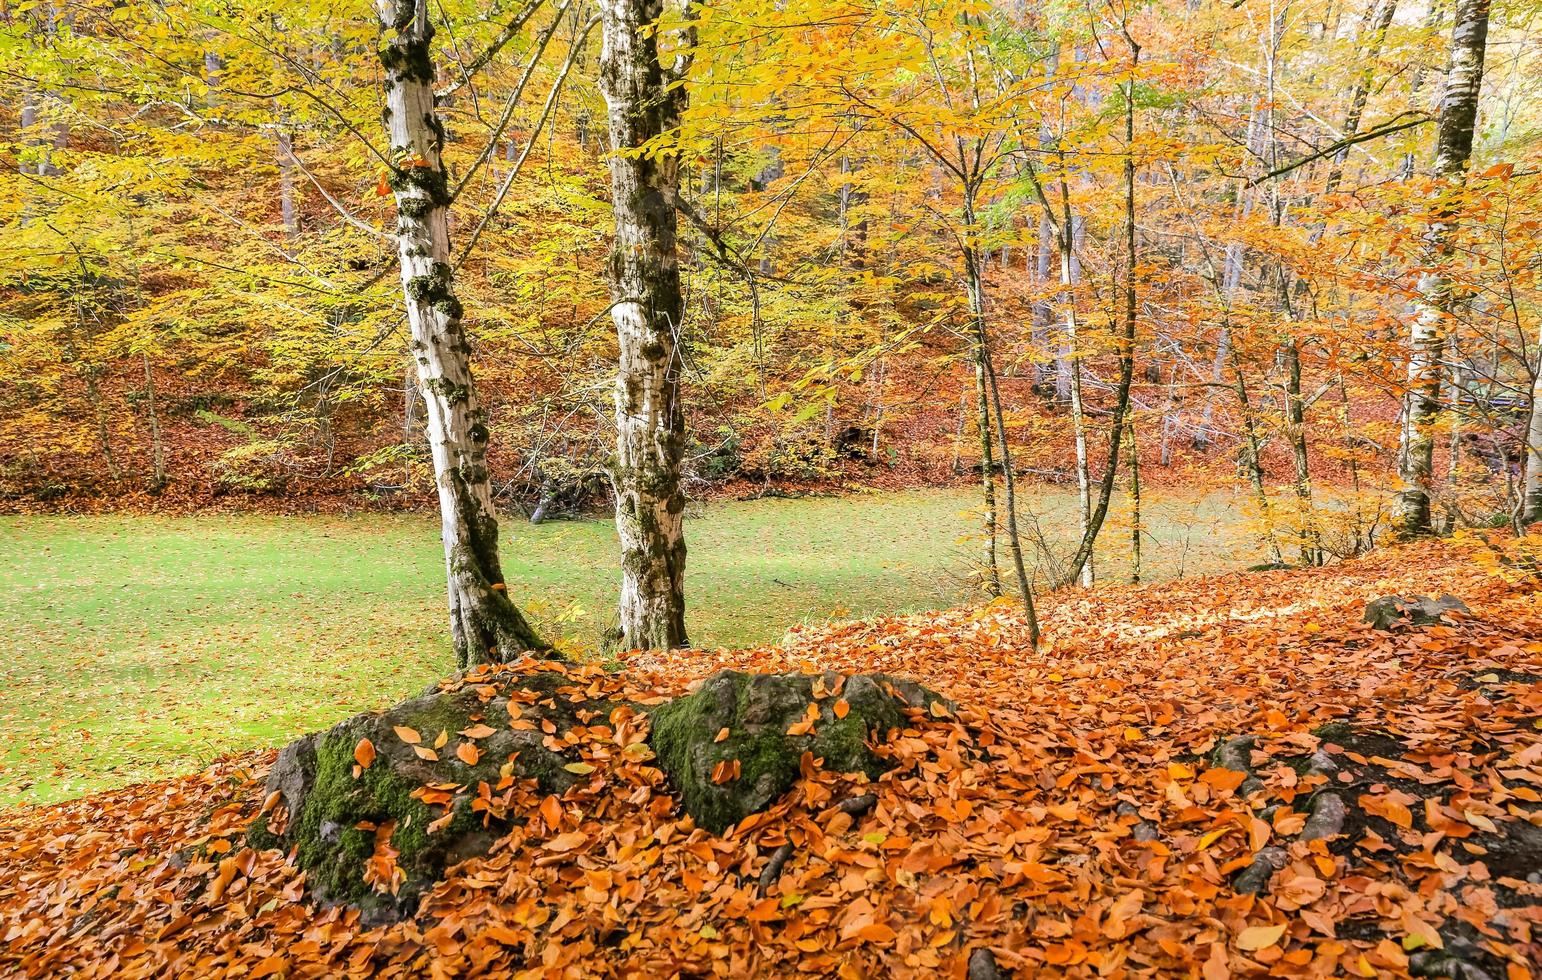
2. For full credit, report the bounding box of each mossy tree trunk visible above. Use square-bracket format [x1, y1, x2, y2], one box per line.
[597, 0, 691, 651]
[376, 0, 546, 668]
[1394, 0, 1490, 538]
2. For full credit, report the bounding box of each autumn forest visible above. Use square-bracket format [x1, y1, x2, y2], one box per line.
[2, 0, 1541, 975]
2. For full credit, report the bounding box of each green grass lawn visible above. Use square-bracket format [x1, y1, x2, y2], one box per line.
[0, 486, 1261, 805]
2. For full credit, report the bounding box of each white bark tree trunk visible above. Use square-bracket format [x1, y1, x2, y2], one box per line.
[1522, 333, 1542, 523]
[277, 124, 299, 238]
[598, 0, 690, 650]
[1394, 0, 1490, 537]
[376, 0, 547, 668]
[1057, 210, 1093, 586]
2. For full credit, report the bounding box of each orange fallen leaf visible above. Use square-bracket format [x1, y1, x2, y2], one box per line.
[1237, 922, 1288, 951]
[545, 831, 588, 852]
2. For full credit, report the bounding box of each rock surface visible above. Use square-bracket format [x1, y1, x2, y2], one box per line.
[648, 669, 951, 833]
[250, 664, 951, 918]
[1362, 593, 1470, 630]
[248, 671, 619, 922]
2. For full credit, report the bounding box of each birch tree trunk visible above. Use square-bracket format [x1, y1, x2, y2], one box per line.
[1059, 37, 1139, 589]
[376, 0, 547, 668]
[975, 346, 1002, 598]
[1057, 202, 1093, 586]
[598, 0, 690, 650]
[276, 124, 299, 238]
[1522, 336, 1542, 523]
[1393, 0, 1490, 538]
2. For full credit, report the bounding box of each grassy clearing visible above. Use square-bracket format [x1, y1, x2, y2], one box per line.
[0, 486, 1261, 805]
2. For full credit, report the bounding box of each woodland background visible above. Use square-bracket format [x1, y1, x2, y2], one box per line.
[4, 0, 1538, 567]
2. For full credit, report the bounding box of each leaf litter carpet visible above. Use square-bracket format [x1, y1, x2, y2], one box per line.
[1, 540, 1538, 978]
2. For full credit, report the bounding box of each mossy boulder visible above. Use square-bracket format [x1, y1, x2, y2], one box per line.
[646, 669, 951, 833]
[248, 671, 622, 923]
[1362, 593, 1469, 631]
[251, 665, 954, 919]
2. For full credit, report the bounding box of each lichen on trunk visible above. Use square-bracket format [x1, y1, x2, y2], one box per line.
[597, 0, 692, 651]
[376, 0, 548, 667]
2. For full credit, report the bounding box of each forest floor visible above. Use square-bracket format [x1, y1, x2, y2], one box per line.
[0, 537, 1537, 978]
[0, 487, 1262, 806]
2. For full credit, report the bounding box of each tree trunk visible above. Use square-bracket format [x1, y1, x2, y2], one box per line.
[1394, 0, 1490, 538]
[142, 352, 166, 489]
[1058, 36, 1140, 590]
[1033, 215, 1054, 388]
[1127, 413, 1142, 584]
[981, 331, 1039, 648]
[1523, 335, 1542, 524]
[277, 123, 299, 238]
[961, 221, 1018, 613]
[1283, 338, 1321, 564]
[974, 345, 1002, 597]
[598, 0, 690, 651]
[376, 0, 547, 669]
[1056, 199, 1093, 587]
[1228, 322, 1285, 565]
[83, 366, 118, 481]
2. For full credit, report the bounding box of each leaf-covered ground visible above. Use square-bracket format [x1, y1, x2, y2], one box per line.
[2, 539, 1537, 978]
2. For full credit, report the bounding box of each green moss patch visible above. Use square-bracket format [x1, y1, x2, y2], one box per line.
[647, 669, 949, 833]
[248, 673, 618, 922]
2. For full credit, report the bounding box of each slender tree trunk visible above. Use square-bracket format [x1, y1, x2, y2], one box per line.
[1033, 215, 1054, 388]
[1394, 0, 1490, 537]
[983, 343, 1039, 648]
[1159, 362, 1179, 466]
[276, 123, 299, 238]
[1055, 196, 1093, 586]
[376, 0, 547, 668]
[84, 367, 118, 481]
[1127, 414, 1142, 584]
[975, 346, 1002, 597]
[1283, 338, 1321, 563]
[1227, 321, 1285, 565]
[964, 220, 1035, 642]
[142, 352, 166, 489]
[1523, 334, 1542, 523]
[1058, 38, 1140, 589]
[869, 357, 886, 457]
[598, 0, 690, 650]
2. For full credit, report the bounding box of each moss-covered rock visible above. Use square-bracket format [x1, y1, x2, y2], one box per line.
[248, 672, 621, 922]
[647, 669, 950, 833]
[1362, 593, 1469, 630]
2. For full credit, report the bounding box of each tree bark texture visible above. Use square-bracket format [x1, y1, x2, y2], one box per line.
[1394, 0, 1489, 538]
[598, 0, 690, 650]
[377, 0, 547, 668]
